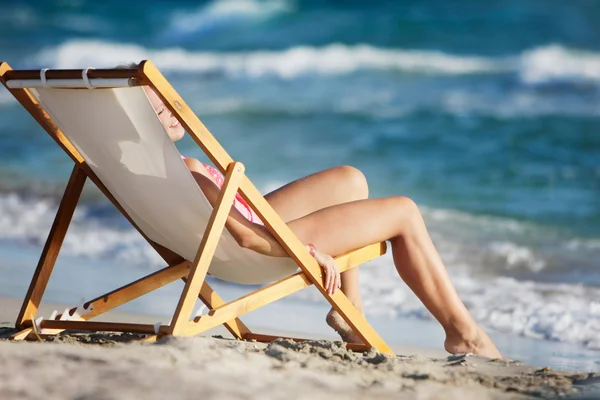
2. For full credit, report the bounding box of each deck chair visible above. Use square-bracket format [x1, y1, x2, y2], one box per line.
[0, 61, 393, 354]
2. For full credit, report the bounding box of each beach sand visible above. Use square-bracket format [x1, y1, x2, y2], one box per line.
[1, 297, 599, 399]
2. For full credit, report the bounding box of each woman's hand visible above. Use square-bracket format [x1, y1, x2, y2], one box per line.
[307, 245, 341, 295]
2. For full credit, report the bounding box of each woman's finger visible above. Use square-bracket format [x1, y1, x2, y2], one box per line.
[328, 264, 335, 294]
[328, 266, 336, 294]
[323, 265, 331, 292]
[331, 265, 338, 294]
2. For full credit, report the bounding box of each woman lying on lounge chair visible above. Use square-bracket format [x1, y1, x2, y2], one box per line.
[143, 85, 502, 359]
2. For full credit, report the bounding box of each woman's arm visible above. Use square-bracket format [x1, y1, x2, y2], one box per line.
[184, 157, 341, 293]
[183, 157, 288, 257]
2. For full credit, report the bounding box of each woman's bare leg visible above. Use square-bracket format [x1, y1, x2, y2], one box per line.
[265, 165, 369, 221]
[264, 166, 367, 342]
[286, 196, 501, 358]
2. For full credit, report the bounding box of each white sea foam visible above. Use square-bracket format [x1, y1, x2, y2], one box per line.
[34, 39, 600, 85]
[520, 45, 600, 85]
[169, 0, 294, 33]
[489, 242, 546, 272]
[0, 194, 164, 268]
[34, 39, 506, 79]
[442, 88, 600, 119]
[566, 239, 600, 251]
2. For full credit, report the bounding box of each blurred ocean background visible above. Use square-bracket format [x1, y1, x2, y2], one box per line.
[0, 0, 599, 370]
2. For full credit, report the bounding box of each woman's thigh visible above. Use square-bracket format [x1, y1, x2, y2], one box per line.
[287, 196, 417, 257]
[264, 165, 368, 222]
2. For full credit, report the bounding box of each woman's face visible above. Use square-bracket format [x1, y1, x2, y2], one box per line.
[143, 86, 185, 142]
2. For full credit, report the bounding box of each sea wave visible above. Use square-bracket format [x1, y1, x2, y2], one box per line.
[168, 0, 294, 34]
[33, 39, 600, 86]
[441, 89, 600, 119]
[520, 45, 600, 85]
[34, 39, 506, 78]
[191, 91, 600, 120]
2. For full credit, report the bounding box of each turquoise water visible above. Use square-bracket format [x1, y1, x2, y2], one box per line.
[0, 0, 599, 367]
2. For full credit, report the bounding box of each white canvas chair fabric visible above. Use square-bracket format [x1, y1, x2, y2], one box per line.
[32, 86, 298, 284]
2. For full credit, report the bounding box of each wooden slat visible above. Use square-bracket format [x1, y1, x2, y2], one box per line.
[169, 162, 246, 334]
[29, 320, 165, 335]
[330, 242, 386, 272]
[3, 68, 148, 82]
[16, 262, 251, 341]
[15, 165, 87, 328]
[0, 62, 11, 80]
[11, 328, 34, 341]
[51, 239, 383, 341]
[174, 243, 386, 338]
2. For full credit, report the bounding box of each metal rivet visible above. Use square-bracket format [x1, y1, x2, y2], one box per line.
[174, 100, 182, 110]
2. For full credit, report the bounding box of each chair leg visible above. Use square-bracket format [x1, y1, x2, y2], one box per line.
[15, 164, 87, 329]
[169, 162, 246, 335]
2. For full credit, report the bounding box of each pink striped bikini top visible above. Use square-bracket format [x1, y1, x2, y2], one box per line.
[182, 156, 263, 225]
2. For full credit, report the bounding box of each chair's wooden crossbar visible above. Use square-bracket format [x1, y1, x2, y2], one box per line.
[0, 61, 393, 354]
[26, 320, 165, 335]
[2, 68, 149, 83]
[0, 61, 249, 341]
[12, 260, 252, 341]
[12, 261, 189, 340]
[23, 243, 383, 340]
[173, 243, 386, 338]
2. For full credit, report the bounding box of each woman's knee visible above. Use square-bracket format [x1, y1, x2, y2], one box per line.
[390, 196, 423, 233]
[335, 165, 369, 199]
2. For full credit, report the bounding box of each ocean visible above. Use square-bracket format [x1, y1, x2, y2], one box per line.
[0, 0, 599, 370]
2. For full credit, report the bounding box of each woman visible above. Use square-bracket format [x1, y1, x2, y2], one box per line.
[144, 85, 502, 359]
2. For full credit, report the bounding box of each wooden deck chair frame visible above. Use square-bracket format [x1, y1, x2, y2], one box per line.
[0, 61, 394, 354]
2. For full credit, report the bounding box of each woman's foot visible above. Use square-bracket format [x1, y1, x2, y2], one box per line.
[326, 309, 363, 344]
[444, 326, 502, 359]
